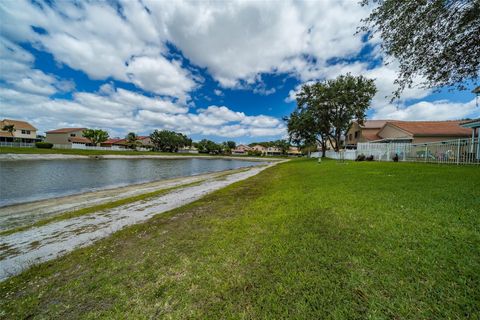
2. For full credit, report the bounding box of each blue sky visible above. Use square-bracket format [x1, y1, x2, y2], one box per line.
[1, 0, 478, 143]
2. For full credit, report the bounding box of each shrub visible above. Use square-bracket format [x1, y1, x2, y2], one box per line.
[247, 150, 263, 157]
[366, 155, 374, 161]
[355, 154, 366, 161]
[35, 142, 53, 149]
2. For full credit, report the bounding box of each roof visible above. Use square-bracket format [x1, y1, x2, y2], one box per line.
[461, 118, 480, 129]
[46, 128, 86, 134]
[359, 120, 388, 129]
[362, 132, 381, 141]
[0, 131, 13, 138]
[137, 136, 150, 140]
[1, 119, 37, 131]
[68, 137, 91, 143]
[386, 121, 471, 137]
[102, 138, 125, 145]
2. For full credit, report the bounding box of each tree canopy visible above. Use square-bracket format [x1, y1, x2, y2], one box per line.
[150, 130, 192, 152]
[360, 0, 480, 98]
[82, 129, 109, 146]
[195, 139, 223, 154]
[285, 74, 376, 156]
[125, 132, 140, 149]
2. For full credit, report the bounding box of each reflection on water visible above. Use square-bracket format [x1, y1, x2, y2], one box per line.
[0, 158, 261, 206]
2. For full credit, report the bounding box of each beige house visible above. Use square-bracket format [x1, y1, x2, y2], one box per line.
[288, 146, 302, 156]
[251, 144, 267, 154]
[0, 119, 38, 143]
[347, 120, 472, 147]
[377, 121, 472, 143]
[346, 120, 387, 147]
[137, 136, 153, 148]
[265, 146, 282, 156]
[232, 144, 251, 155]
[45, 128, 92, 147]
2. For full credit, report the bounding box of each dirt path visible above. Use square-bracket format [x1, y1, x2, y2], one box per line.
[0, 162, 280, 280]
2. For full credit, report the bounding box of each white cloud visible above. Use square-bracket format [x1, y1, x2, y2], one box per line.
[0, 37, 68, 96]
[126, 56, 196, 101]
[0, 0, 372, 91]
[1, 84, 285, 139]
[373, 99, 479, 121]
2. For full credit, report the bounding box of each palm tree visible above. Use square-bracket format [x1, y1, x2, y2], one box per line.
[126, 132, 140, 149]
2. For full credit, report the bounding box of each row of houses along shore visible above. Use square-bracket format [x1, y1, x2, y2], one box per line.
[1, 118, 479, 156]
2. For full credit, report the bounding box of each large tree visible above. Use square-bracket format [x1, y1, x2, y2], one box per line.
[286, 74, 376, 156]
[360, 0, 479, 98]
[195, 139, 222, 154]
[82, 129, 109, 146]
[150, 130, 191, 152]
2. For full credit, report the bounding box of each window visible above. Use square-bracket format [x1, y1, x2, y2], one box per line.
[70, 133, 76, 137]
[21, 130, 31, 134]
[354, 131, 359, 138]
[349, 134, 352, 141]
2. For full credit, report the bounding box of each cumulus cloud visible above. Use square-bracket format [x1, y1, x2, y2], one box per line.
[1, 83, 285, 139]
[0, 37, 72, 96]
[0, 0, 371, 90]
[373, 99, 479, 121]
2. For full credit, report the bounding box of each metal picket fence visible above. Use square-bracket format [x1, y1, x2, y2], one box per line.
[318, 138, 479, 165]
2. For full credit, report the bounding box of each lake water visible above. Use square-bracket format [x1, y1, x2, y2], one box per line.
[0, 158, 262, 207]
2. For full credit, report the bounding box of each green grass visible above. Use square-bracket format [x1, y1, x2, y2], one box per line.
[0, 147, 209, 156]
[1, 159, 479, 319]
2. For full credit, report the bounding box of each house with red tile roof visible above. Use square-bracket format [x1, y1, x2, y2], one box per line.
[377, 120, 472, 143]
[232, 144, 251, 155]
[347, 120, 472, 147]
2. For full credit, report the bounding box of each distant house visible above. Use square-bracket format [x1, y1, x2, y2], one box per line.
[0, 119, 39, 143]
[177, 146, 199, 154]
[265, 146, 282, 156]
[232, 144, 251, 155]
[101, 136, 152, 150]
[45, 128, 92, 148]
[377, 121, 471, 143]
[287, 147, 302, 156]
[100, 138, 127, 149]
[251, 144, 266, 154]
[137, 136, 153, 148]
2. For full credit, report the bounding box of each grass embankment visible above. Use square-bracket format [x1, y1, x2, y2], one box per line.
[0, 182, 201, 237]
[0, 167, 252, 236]
[1, 159, 479, 319]
[0, 147, 209, 156]
[0, 147, 287, 159]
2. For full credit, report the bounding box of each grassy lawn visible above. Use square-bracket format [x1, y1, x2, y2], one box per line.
[1, 159, 479, 319]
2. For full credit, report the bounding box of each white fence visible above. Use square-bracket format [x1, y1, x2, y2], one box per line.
[53, 144, 132, 151]
[0, 141, 35, 148]
[314, 138, 479, 165]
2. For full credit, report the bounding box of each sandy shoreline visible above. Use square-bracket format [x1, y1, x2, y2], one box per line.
[0, 153, 278, 161]
[0, 168, 252, 232]
[0, 161, 284, 280]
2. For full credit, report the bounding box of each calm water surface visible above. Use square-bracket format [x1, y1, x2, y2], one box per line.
[0, 158, 262, 207]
